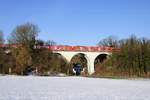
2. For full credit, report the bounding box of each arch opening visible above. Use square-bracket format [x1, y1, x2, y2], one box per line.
[69, 53, 88, 75]
[94, 54, 108, 73]
[48, 53, 69, 75]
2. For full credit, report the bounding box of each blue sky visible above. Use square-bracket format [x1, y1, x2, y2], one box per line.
[0, 0, 150, 46]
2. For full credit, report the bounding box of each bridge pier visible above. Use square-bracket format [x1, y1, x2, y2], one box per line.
[88, 58, 95, 75]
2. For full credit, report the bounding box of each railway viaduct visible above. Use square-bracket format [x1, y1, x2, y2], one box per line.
[1, 44, 118, 74]
[44, 45, 116, 74]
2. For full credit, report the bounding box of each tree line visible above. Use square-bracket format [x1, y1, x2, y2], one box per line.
[96, 36, 150, 77]
[0, 23, 69, 75]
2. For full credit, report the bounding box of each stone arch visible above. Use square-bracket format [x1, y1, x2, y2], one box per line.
[94, 53, 110, 73]
[52, 53, 68, 63]
[70, 53, 90, 75]
[94, 53, 109, 63]
[50, 53, 69, 74]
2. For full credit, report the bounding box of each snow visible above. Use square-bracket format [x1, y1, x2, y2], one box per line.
[0, 76, 150, 100]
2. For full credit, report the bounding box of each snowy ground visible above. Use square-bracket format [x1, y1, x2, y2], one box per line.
[0, 76, 150, 100]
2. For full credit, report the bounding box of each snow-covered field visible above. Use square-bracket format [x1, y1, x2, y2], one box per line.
[0, 76, 150, 100]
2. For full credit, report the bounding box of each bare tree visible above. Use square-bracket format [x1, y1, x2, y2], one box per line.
[98, 36, 118, 47]
[0, 30, 4, 44]
[8, 23, 39, 75]
[46, 40, 56, 46]
[8, 23, 39, 45]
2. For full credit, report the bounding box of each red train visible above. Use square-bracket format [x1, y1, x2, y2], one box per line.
[0, 44, 119, 52]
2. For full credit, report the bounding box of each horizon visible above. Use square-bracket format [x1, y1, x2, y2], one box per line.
[0, 0, 150, 46]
